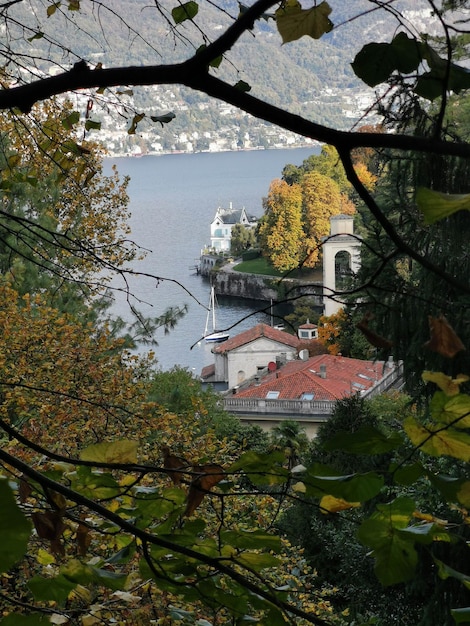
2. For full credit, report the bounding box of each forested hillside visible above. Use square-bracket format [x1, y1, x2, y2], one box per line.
[7, 0, 431, 153]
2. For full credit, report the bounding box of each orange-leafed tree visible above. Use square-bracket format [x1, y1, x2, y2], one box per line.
[301, 170, 344, 267]
[258, 178, 304, 272]
[317, 309, 347, 355]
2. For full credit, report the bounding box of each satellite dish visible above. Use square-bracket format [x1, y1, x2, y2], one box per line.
[299, 349, 309, 361]
[268, 361, 277, 372]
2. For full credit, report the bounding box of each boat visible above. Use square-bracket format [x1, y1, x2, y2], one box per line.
[204, 286, 229, 343]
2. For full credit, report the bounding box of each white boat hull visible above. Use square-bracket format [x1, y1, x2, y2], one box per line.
[205, 331, 229, 343]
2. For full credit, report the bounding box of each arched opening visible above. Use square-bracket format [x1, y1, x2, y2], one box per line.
[334, 250, 352, 290]
[237, 370, 246, 384]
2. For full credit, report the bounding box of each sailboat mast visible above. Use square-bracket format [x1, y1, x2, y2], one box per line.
[212, 288, 216, 331]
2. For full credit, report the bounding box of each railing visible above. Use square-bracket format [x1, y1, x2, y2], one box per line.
[223, 397, 335, 417]
[362, 361, 404, 398]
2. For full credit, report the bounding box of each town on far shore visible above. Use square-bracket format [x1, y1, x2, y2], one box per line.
[197, 204, 404, 438]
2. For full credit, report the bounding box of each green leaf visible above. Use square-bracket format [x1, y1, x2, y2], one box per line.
[27, 574, 76, 603]
[304, 469, 383, 502]
[150, 112, 176, 126]
[435, 557, 470, 589]
[85, 119, 101, 131]
[72, 466, 121, 499]
[61, 110, 80, 130]
[276, 0, 333, 44]
[0, 478, 32, 574]
[228, 450, 289, 485]
[220, 530, 282, 552]
[27, 32, 45, 42]
[399, 522, 450, 545]
[357, 497, 418, 586]
[61, 559, 127, 591]
[352, 33, 422, 87]
[79, 440, 138, 464]
[234, 80, 251, 92]
[392, 462, 426, 486]
[416, 187, 470, 224]
[235, 551, 280, 571]
[0, 615, 50, 625]
[352, 43, 399, 87]
[322, 425, 403, 454]
[172, 1, 199, 24]
[451, 608, 470, 624]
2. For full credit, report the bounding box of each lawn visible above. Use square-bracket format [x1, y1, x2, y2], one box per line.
[233, 257, 322, 280]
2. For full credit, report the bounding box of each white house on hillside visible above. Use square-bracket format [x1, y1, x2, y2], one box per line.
[210, 203, 258, 251]
[201, 323, 300, 389]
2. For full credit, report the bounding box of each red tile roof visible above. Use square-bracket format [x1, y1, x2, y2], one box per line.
[212, 323, 300, 354]
[234, 354, 386, 401]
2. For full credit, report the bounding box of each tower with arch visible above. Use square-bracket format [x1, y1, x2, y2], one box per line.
[322, 214, 361, 317]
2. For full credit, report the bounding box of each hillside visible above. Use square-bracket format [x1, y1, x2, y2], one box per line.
[7, 0, 438, 154]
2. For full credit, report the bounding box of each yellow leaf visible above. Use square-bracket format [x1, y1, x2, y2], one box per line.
[457, 482, 470, 508]
[404, 416, 470, 461]
[276, 0, 333, 44]
[423, 371, 470, 396]
[79, 440, 138, 464]
[416, 187, 470, 224]
[319, 495, 360, 514]
[36, 548, 56, 565]
[292, 481, 306, 493]
[413, 511, 447, 526]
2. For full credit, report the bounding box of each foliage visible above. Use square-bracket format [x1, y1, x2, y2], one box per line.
[230, 222, 257, 258]
[258, 179, 304, 272]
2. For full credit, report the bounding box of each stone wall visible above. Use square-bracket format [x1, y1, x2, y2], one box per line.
[213, 267, 323, 305]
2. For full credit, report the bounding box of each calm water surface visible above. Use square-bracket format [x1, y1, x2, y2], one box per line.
[105, 147, 318, 372]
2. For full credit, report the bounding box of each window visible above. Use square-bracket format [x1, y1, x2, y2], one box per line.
[265, 391, 280, 399]
[301, 392, 315, 400]
[299, 330, 309, 339]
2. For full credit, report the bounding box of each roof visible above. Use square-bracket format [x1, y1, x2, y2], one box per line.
[213, 207, 258, 225]
[234, 354, 386, 401]
[298, 322, 317, 329]
[212, 323, 300, 354]
[201, 363, 215, 380]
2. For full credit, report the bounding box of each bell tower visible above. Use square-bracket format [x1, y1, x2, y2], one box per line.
[322, 215, 361, 317]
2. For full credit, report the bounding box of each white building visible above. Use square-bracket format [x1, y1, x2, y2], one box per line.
[210, 203, 258, 252]
[201, 323, 300, 389]
[322, 214, 361, 316]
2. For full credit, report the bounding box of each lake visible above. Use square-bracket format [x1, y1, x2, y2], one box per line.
[105, 147, 319, 372]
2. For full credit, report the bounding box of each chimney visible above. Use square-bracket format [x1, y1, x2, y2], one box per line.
[319, 364, 327, 379]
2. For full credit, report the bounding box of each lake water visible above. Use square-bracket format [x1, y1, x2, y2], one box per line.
[105, 147, 318, 373]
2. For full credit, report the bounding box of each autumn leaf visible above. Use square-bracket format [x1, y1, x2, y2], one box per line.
[185, 464, 225, 517]
[161, 445, 190, 485]
[276, 0, 333, 44]
[422, 371, 470, 396]
[356, 313, 393, 350]
[32, 511, 66, 556]
[424, 315, 465, 358]
[80, 440, 138, 464]
[404, 416, 470, 462]
[77, 522, 92, 557]
[416, 187, 470, 224]
[320, 495, 360, 514]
